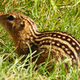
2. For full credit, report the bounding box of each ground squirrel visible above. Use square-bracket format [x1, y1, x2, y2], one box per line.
[0, 13, 80, 71]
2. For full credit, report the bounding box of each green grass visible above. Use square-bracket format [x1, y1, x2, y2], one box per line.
[0, 0, 80, 79]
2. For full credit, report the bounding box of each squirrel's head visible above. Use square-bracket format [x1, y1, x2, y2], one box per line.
[0, 13, 38, 38]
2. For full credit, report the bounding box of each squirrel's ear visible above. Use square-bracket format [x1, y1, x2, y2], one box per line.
[20, 21, 25, 28]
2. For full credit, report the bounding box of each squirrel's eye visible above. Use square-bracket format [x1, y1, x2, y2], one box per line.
[7, 15, 15, 20]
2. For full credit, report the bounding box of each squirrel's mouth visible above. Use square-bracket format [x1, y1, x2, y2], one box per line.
[0, 14, 4, 25]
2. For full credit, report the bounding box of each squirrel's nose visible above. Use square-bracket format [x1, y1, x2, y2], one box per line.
[0, 14, 3, 20]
